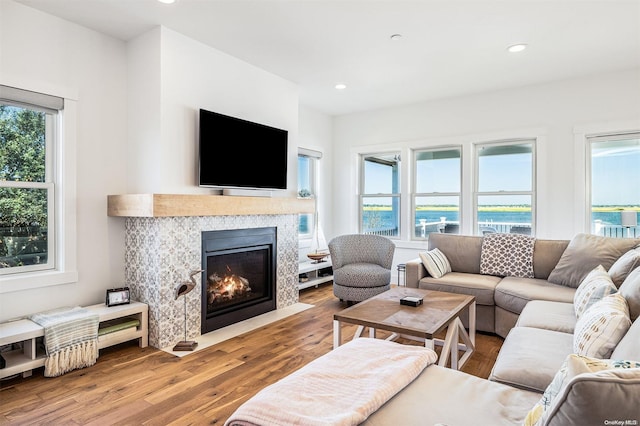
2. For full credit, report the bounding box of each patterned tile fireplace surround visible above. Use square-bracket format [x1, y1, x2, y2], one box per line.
[110, 194, 313, 349]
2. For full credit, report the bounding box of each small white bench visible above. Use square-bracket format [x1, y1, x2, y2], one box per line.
[0, 301, 148, 379]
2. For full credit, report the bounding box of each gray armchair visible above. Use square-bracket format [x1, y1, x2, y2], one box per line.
[328, 234, 396, 304]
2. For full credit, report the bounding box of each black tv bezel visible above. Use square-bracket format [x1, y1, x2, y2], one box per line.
[198, 109, 288, 191]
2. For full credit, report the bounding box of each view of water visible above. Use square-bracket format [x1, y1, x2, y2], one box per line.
[300, 209, 639, 234]
[362, 209, 638, 230]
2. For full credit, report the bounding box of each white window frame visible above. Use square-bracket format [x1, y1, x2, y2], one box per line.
[411, 146, 462, 240]
[359, 151, 401, 238]
[473, 139, 536, 236]
[0, 83, 78, 293]
[298, 147, 321, 241]
[586, 131, 640, 238]
[574, 120, 640, 237]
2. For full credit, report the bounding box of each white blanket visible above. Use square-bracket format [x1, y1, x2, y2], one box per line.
[224, 338, 438, 426]
[30, 306, 99, 377]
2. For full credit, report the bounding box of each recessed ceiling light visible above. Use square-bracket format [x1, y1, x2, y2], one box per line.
[158, 0, 176, 4]
[507, 44, 528, 53]
[335, 83, 347, 90]
[390, 34, 403, 41]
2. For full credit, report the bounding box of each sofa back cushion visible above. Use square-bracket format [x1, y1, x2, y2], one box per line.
[608, 246, 640, 287]
[428, 233, 483, 274]
[531, 239, 570, 279]
[428, 233, 568, 278]
[611, 317, 640, 361]
[548, 233, 640, 288]
[618, 265, 640, 321]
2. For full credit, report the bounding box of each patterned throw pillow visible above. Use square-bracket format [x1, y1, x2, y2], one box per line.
[419, 248, 451, 279]
[573, 293, 631, 358]
[523, 354, 640, 426]
[573, 265, 617, 319]
[479, 233, 535, 278]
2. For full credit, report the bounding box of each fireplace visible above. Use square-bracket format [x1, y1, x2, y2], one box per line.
[201, 227, 277, 333]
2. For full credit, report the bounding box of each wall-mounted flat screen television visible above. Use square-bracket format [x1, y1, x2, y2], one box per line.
[199, 109, 288, 190]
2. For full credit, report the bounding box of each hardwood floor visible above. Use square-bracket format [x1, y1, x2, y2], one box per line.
[0, 284, 503, 425]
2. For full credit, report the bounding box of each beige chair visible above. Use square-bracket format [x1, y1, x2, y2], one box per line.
[328, 234, 395, 304]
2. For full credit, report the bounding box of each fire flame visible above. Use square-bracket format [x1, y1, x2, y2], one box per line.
[207, 266, 252, 305]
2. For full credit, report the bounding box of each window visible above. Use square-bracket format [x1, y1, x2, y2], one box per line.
[298, 148, 321, 238]
[474, 140, 535, 236]
[589, 133, 640, 238]
[413, 147, 461, 239]
[360, 152, 400, 238]
[1, 86, 63, 275]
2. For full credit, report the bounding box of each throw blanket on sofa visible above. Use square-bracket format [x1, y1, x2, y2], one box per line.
[224, 338, 438, 426]
[30, 307, 99, 377]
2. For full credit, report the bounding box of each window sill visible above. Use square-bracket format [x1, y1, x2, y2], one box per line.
[0, 269, 78, 294]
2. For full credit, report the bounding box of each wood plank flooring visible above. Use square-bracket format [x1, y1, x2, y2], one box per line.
[0, 284, 503, 425]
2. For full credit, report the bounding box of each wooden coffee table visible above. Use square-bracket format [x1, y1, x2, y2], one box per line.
[333, 287, 476, 370]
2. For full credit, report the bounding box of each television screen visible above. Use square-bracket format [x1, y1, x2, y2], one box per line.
[199, 109, 288, 190]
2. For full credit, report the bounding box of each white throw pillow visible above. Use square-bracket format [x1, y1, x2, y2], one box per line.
[573, 265, 617, 319]
[419, 248, 451, 279]
[573, 293, 631, 359]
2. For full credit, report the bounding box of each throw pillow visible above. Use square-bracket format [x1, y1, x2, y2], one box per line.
[572, 265, 617, 319]
[419, 248, 451, 279]
[573, 293, 631, 359]
[608, 246, 640, 287]
[618, 265, 640, 321]
[479, 233, 535, 278]
[523, 354, 640, 426]
[547, 233, 640, 288]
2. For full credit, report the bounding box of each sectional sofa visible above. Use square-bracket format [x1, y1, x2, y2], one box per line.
[405, 232, 639, 338]
[227, 232, 640, 425]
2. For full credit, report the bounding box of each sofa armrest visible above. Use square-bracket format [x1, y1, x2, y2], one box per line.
[406, 258, 428, 288]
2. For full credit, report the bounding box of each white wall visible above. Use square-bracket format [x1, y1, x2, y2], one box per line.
[0, 0, 128, 320]
[332, 69, 640, 276]
[127, 27, 299, 196]
[0, 3, 300, 322]
[297, 105, 333, 260]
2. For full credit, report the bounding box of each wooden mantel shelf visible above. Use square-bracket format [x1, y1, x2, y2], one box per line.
[107, 194, 315, 217]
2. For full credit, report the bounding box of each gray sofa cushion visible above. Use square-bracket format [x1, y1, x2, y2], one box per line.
[547, 233, 640, 288]
[611, 317, 640, 361]
[532, 239, 570, 279]
[618, 265, 640, 321]
[525, 354, 640, 426]
[608, 246, 640, 287]
[489, 327, 574, 393]
[428, 233, 483, 274]
[418, 272, 500, 306]
[516, 300, 576, 334]
[362, 364, 541, 426]
[494, 276, 575, 314]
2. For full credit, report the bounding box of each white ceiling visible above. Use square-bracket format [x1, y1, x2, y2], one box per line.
[16, 0, 640, 116]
